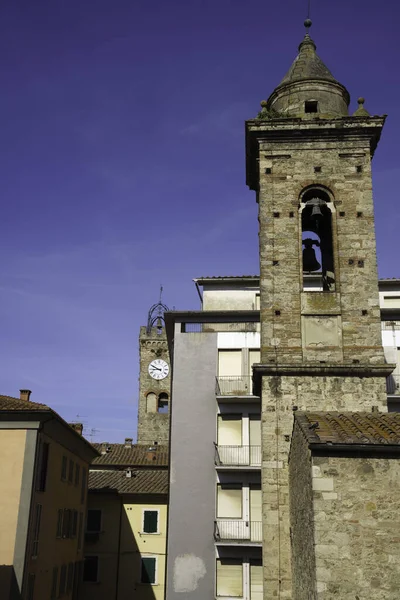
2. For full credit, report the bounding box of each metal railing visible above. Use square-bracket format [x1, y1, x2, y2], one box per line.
[214, 520, 262, 543]
[216, 376, 254, 396]
[182, 322, 260, 333]
[215, 445, 261, 467]
[382, 321, 400, 330]
[387, 374, 400, 395]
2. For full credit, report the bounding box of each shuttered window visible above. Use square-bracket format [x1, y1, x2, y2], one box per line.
[51, 566, 58, 599]
[218, 350, 242, 377]
[216, 559, 243, 597]
[218, 415, 242, 446]
[217, 485, 242, 518]
[87, 509, 101, 533]
[143, 510, 158, 533]
[250, 485, 262, 521]
[250, 561, 263, 600]
[141, 557, 157, 584]
[249, 416, 261, 446]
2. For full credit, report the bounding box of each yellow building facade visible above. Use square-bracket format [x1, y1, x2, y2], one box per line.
[80, 442, 168, 600]
[0, 390, 98, 600]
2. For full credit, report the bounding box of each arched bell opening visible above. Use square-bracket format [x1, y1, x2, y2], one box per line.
[300, 188, 335, 292]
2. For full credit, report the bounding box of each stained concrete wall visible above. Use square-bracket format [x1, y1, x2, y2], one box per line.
[166, 329, 218, 600]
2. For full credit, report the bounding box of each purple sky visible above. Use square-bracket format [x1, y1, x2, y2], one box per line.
[1, 0, 399, 442]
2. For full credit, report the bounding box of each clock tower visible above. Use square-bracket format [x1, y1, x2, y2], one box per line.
[136, 295, 171, 445]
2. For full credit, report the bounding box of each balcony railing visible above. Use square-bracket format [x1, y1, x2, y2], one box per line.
[214, 520, 262, 543]
[387, 374, 400, 395]
[215, 445, 261, 467]
[216, 376, 255, 396]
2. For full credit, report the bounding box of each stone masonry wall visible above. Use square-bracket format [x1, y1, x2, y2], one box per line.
[261, 374, 388, 599]
[289, 424, 317, 600]
[311, 453, 400, 599]
[137, 327, 171, 445]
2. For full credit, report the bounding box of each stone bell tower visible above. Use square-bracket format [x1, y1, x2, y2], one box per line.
[137, 293, 171, 445]
[245, 21, 393, 599]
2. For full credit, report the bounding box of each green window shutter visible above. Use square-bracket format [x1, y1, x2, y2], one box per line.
[141, 557, 156, 584]
[143, 511, 158, 533]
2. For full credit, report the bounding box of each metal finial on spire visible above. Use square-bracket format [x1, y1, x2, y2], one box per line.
[159, 285, 163, 304]
[304, 0, 312, 29]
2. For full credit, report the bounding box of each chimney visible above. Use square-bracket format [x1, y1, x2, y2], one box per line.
[20, 389, 32, 402]
[70, 423, 83, 436]
[124, 437, 133, 449]
[146, 445, 158, 461]
[101, 443, 112, 455]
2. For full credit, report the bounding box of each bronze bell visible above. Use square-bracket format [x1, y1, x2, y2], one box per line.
[310, 204, 323, 220]
[303, 239, 321, 272]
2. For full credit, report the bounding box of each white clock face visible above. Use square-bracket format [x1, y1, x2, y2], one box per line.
[148, 359, 169, 380]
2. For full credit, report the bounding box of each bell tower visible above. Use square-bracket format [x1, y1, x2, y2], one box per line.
[137, 291, 171, 445]
[245, 21, 393, 599]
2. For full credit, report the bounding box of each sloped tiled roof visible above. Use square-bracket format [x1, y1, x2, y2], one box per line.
[92, 443, 168, 467]
[296, 412, 400, 447]
[89, 469, 168, 494]
[0, 395, 50, 411]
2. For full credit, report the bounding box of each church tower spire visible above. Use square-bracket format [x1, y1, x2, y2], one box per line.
[245, 22, 392, 600]
[265, 20, 350, 119]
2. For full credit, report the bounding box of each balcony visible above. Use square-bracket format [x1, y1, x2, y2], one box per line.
[216, 376, 257, 397]
[387, 374, 400, 395]
[214, 520, 262, 544]
[215, 445, 261, 468]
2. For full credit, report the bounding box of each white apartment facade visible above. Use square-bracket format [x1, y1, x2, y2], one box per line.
[164, 276, 400, 600]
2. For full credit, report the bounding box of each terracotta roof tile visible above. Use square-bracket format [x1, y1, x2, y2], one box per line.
[92, 443, 168, 467]
[0, 395, 50, 411]
[296, 412, 400, 447]
[89, 469, 168, 494]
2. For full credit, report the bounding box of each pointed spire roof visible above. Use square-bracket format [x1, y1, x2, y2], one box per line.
[265, 20, 350, 118]
[278, 31, 338, 87]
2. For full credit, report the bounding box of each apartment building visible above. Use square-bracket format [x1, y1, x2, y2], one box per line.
[164, 276, 400, 599]
[80, 441, 168, 600]
[0, 390, 98, 600]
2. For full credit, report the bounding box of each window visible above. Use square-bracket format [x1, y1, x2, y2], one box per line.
[56, 509, 63, 538]
[59, 564, 67, 596]
[216, 559, 243, 597]
[250, 560, 263, 600]
[301, 188, 335, 292]
[27, 573, 35, 600]
[36, 441, 49, 492]
[87, 509, 101, 533]
[68, 459, 74, 483]
[217, 485, 242, 518]
[72, 510, 78, 537]
[51, 566, 58, 599]
[61, 456, 67, 481]
[146, 392, 157, 413]
[143, 510, 159, 534]
[32, 503, 42, 557]
[78, 513, 83, 550]
[305, 100, 318, 113]
[141, 557, 157, 584]
[83, 556, 98, 583]
[157, 393, 169, 414]
[62, 509, 71, 539]
[67, 562, 74, 593]
[75, 464, 80, 486]
[81, 469, 86, 504]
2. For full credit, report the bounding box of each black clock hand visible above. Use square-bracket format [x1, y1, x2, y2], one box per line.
[151, 366, 162, 371]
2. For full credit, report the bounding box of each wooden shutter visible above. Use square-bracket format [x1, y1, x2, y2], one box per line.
[250, 562, 263, 600]
[217, 485, 242, 518]
[216, 559, 243, 597]
[143, 510, 158, 533]
[141, 557, 156, 584]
